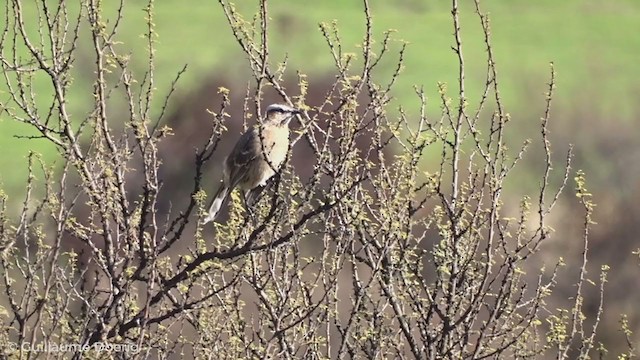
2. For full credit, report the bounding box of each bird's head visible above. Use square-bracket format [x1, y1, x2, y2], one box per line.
[265, 103, 301, 126]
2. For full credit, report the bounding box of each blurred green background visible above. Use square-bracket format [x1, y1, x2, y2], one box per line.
[2, 0, 639, 197]
[1, 0, 639, 352]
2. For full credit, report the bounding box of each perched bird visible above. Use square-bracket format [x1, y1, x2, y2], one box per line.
[203, 103, 300, 224]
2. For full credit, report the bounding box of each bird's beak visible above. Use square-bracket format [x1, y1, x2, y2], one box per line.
[282, 109, 301, 125]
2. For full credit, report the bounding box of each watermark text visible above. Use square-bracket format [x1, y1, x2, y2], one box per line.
[3, 341, 139, 354]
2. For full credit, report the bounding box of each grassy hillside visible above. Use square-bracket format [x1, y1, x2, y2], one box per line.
[1, 0, 638, 197]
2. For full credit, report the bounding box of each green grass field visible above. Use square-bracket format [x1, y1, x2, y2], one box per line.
[1, 0, 639, 198]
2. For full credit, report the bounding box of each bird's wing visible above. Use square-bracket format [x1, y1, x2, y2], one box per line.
[226, 128, 260, 187]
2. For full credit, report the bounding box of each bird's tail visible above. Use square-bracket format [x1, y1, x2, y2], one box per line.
[203, 185, 229, 224]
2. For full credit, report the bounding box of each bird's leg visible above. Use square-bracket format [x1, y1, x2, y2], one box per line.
[244, 185, 266, 209]
[242, 189, 257, 221]
[262, 176, 277, 196]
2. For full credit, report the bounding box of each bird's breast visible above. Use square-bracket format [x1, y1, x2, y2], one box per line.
[265, 126, 289, 166]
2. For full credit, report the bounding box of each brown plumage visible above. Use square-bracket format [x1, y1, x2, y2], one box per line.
[203, 104, 300, 224]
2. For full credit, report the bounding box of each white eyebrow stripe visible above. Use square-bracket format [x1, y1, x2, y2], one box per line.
[266, 103, 296, 113]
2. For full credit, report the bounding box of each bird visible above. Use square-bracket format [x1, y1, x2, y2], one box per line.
[202, 103, 301, 224]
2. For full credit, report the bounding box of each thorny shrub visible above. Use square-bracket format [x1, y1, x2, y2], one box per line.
[0, 0, 630, 359]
